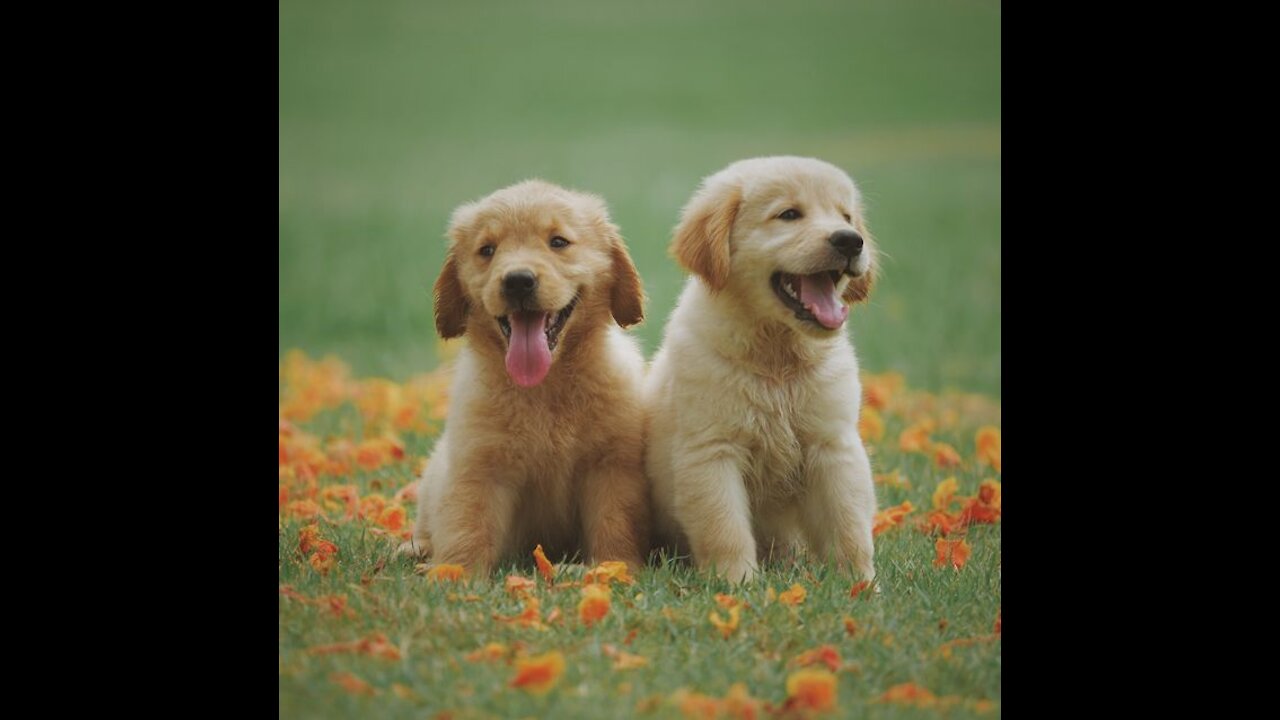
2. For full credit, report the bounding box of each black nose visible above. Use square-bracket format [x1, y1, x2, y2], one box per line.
[502, 270, 538, 300]
[829, 230, 864, 258]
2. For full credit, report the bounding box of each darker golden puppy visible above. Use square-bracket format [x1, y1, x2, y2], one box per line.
[399, 180, 650, 574]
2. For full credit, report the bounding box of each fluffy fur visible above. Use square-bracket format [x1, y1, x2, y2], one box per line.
[400, 180, 650, 573]
[644, 156, 879, 583]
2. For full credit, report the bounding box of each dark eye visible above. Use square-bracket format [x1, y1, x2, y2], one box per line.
[549, 236, 570, 249]
[478, 245, 495, 257]
[777, 208, 802, 221]
[842, 213, 852, 223]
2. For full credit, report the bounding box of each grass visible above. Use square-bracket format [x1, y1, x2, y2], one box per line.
[278, 355, 1001, 718]
[279, 0, 1001, 396]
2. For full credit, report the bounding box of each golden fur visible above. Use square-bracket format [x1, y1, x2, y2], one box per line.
[399, 180, 650, 573]
[644, 156, 879, 583]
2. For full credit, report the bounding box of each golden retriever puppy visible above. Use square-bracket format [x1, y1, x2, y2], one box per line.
[399, 180, 650, 574]
[645, 156, 878, 584]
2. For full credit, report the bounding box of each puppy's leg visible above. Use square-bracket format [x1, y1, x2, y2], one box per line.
[396, 445, 446, 558]
[429, 466, 519, 576]
[674, 450, 757, 583]
[800, 440, 877, 582]
[580, 447, 649, 569]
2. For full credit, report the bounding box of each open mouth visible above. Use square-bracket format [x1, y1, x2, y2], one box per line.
[771, 271, 849, 330]
[496, 296, 577, 387]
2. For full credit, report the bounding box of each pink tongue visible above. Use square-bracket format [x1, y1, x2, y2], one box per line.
[505, 312, 552, 387]
[798, 273, 848, 329]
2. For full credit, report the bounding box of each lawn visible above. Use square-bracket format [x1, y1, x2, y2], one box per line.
[279, 0, 1000, 716]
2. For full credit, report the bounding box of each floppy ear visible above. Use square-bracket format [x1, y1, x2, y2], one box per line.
[671, 179, 740, 291]
[609, 240, 645, 328]
[842, 219, 877, 305]
[433, 252, 469, 339]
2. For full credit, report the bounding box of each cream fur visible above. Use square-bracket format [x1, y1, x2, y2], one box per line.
[645, 157, 879, 583]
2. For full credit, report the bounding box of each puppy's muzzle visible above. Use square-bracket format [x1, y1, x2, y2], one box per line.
[502, 270, 539, 303]
[828, 230, 864, 259]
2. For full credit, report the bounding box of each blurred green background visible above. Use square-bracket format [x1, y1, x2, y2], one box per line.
[279, 0, 1000, 396]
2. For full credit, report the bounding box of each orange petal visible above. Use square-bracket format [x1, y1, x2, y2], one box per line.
[849, 580, 870, 599]
[708, 605, 741, 638]
[583, 561, 635, 586]
[465, 642, 509, 663]
[426, 564, 467, 582]
[505, 574, 538, 598]
[785, 668, 838, 712]
[376, 505, 407, 532]
[932, 477, 960, 510]
[578, 584, 612, 626]
[843, 616, 858, 636]
[879, 682, 938, 707]
[329, 671, 376, 696]
[714, 593, 741, 609]
[778, 584, 807, 606]
[932, 442, 962, 469]
[533, 544, 555, 583]
[792, 645, 842, 672]
[510, 650, 565, 695]
[858, 408, 884, 442]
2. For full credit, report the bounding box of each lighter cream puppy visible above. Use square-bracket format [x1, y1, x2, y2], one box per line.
[645, 156, 878, 583]
[399, 180, 650, 574]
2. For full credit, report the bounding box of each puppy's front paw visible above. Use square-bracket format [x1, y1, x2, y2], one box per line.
[395, 538, 431, 559]
[712, 558, 758, 585]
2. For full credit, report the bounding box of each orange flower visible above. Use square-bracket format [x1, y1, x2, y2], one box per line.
[579, 584, 612, 626]
[284, 499, 323, 519]
[309, 550, 336, 575]
[932, 442, 962, 469]
[329, 671, 376, 696]
[792, 645, 842, 672]
[879, 682, 937, 707]
[862, 371, 903, 410]
[584, 561, 635, 586]
[976, 426, 1001, 472]
[708, 605, 741, 638]
[358, 494, 388, 520]
[785, 668, 838, 712]
[994, 609, 1001, 635]
[724, 683, 761, 720]
[933, 538, 972, 570]
[494, 597, 547, 630]
[849, 580, 871, 599]
[465, 642, 509, 663]
[279, 484, 289, 508]
[321, 484, 360, 517]
[977, 479, 1001, 508]
[427, 564, 467, 582]
[932, 477, 960, 510]
[602, 643, 649, 670]
[714, 593, 741, 609]
[307, 633, 401, 661]
[317, 594, 355, 618]
[533, 544, 555, 583]
[778, 584, 807, 606]
[858, 408, 884, 442]
[873, 470, 911, 489]
[872, 501, 914, 536]
[898, 420, 934, 453]
[376, 505, 407, 532]
[510, 651, 565, 695]
[505, 575, 537, 598]
[673, 689, 723, 719]
[843, 616, 858, 636]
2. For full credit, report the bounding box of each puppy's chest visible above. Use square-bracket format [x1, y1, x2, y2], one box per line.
[730, 381, 827, 502]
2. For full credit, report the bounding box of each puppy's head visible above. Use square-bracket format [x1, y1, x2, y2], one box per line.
[672, 156, 876, 337]
[434, 180, 644, 387]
